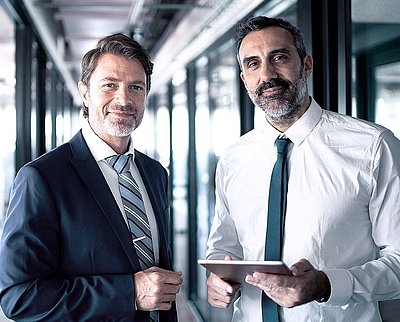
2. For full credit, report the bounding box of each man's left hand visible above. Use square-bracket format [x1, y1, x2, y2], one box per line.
[245, 258, 331, 308]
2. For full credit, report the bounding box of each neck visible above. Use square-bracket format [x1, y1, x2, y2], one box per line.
[268, 95, 311, 132]
[109, 138, 130, 155]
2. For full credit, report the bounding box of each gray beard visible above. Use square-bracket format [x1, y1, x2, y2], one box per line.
[252, 74, 308, 126]
[103, 118, 137, 137]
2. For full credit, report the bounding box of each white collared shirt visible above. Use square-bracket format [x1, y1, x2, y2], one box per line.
[82, 121, 160, 264]
[206, 98, 400, 321]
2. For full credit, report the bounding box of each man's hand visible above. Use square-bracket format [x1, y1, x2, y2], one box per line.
[134, 266, 183, 311]
[245, 258, 331, 308]
[206, 256, 241, 308]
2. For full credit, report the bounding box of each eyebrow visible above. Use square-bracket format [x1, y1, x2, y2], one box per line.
[270, 48, 292, 56]
[100, 77, 120, 82]
[242, 55, 259, 67]
[100, 77, 146, 86]
[241, 47, 293, 66]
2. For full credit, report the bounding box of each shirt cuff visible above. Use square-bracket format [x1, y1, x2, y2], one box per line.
[320, 269, 353, 307]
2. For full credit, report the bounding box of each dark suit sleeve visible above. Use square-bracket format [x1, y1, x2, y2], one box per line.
[0, 165, 136, 321]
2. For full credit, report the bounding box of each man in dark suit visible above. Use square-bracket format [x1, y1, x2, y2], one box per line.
[0, 33, 182, 321]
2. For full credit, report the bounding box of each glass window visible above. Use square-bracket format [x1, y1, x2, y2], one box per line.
[45, 62, 54, 151]
[132, 103, 156, 155]
[31, 42, 38, 158]
[194, 55, 210, 316]
[194, 39, 240, 322]
[375, 62, 400, 139]
[55, 82, 64, 147]
[352, 0, 400, 140]
[155, 87, 171, 169]
[209, 40, 240, 158]
[171, 69, 189, 282]
[0, 6, 16, 226]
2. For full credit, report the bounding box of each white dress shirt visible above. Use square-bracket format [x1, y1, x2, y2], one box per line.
[82, 121, 160, 264]
[206, 98, 400, 321]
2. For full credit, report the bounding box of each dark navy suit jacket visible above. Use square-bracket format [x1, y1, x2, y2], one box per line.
[0, 131, 177, 322]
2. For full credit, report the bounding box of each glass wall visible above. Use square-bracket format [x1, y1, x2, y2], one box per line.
[191, 38, 241, 321]
[374, 62, 400, 139]
[0, 6, 16, 226]
[193, 55, 211, 316]
[155, 86, 171, 169]
[352, 0, 400, 140]
[171, 69, 190, 288]
[0, 2, 79, 227]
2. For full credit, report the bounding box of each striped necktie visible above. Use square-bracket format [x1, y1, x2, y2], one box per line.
[262, 138, 290, 322]
[107, 154, 155, 269]
[107, 154, 158, 322]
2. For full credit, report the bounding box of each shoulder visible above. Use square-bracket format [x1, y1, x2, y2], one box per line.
[16, 132, 87, 185]
[319, 109, 400, 158]
[23, 142, 71, 173]
[220, 127, 258, 157]
[320, 110, 395, 145]
[321, 109, 389, 136]
[217, 127, 267, 175]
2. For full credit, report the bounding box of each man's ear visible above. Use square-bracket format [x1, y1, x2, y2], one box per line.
[303, 55, 313, 77]
[78, 81, 89, 106]
[240, 71, 249, 91]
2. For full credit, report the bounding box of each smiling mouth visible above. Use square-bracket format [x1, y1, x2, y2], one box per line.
[107, 111, 134, 117]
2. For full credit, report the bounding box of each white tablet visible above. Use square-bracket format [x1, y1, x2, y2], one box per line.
[198, 259, 291, 284]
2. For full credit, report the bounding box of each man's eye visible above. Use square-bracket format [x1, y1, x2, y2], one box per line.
[102, 83, 116, 89]
[272, 54, 288, 62]
[247, 61, 259, 69]
[130, 84, 145, 93]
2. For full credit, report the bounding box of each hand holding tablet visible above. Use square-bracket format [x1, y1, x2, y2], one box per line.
[198, 259, 291, 284]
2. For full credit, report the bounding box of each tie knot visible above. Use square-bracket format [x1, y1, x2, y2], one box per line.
[106, 154, 132, 174]
[275, 138, 290, 155]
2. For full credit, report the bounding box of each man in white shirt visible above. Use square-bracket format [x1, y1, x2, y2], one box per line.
[206, 16, 400, 321]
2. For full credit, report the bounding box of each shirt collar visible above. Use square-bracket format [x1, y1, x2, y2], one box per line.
[81, 120, 135, 162]
[285, 98, 322, 146]
[260, 97, 322, 146]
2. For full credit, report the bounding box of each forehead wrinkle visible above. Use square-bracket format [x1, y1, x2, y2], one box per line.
[240, 28, 296, 54]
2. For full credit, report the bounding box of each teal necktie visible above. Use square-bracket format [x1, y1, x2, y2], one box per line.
[262, 138, 290, 322]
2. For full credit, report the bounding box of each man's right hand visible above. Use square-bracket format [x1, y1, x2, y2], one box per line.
[206, 256, 241, 308]
[134, 266, 182, 311]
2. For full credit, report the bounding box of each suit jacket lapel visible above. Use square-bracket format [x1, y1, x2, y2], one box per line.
[68, 131, 142, 271]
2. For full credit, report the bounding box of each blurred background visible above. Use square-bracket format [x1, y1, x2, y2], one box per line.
[0, 0, 400, 321]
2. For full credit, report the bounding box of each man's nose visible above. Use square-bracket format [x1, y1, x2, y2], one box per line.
[260, 62, 277, 82]
[114, 86, 131, 106]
